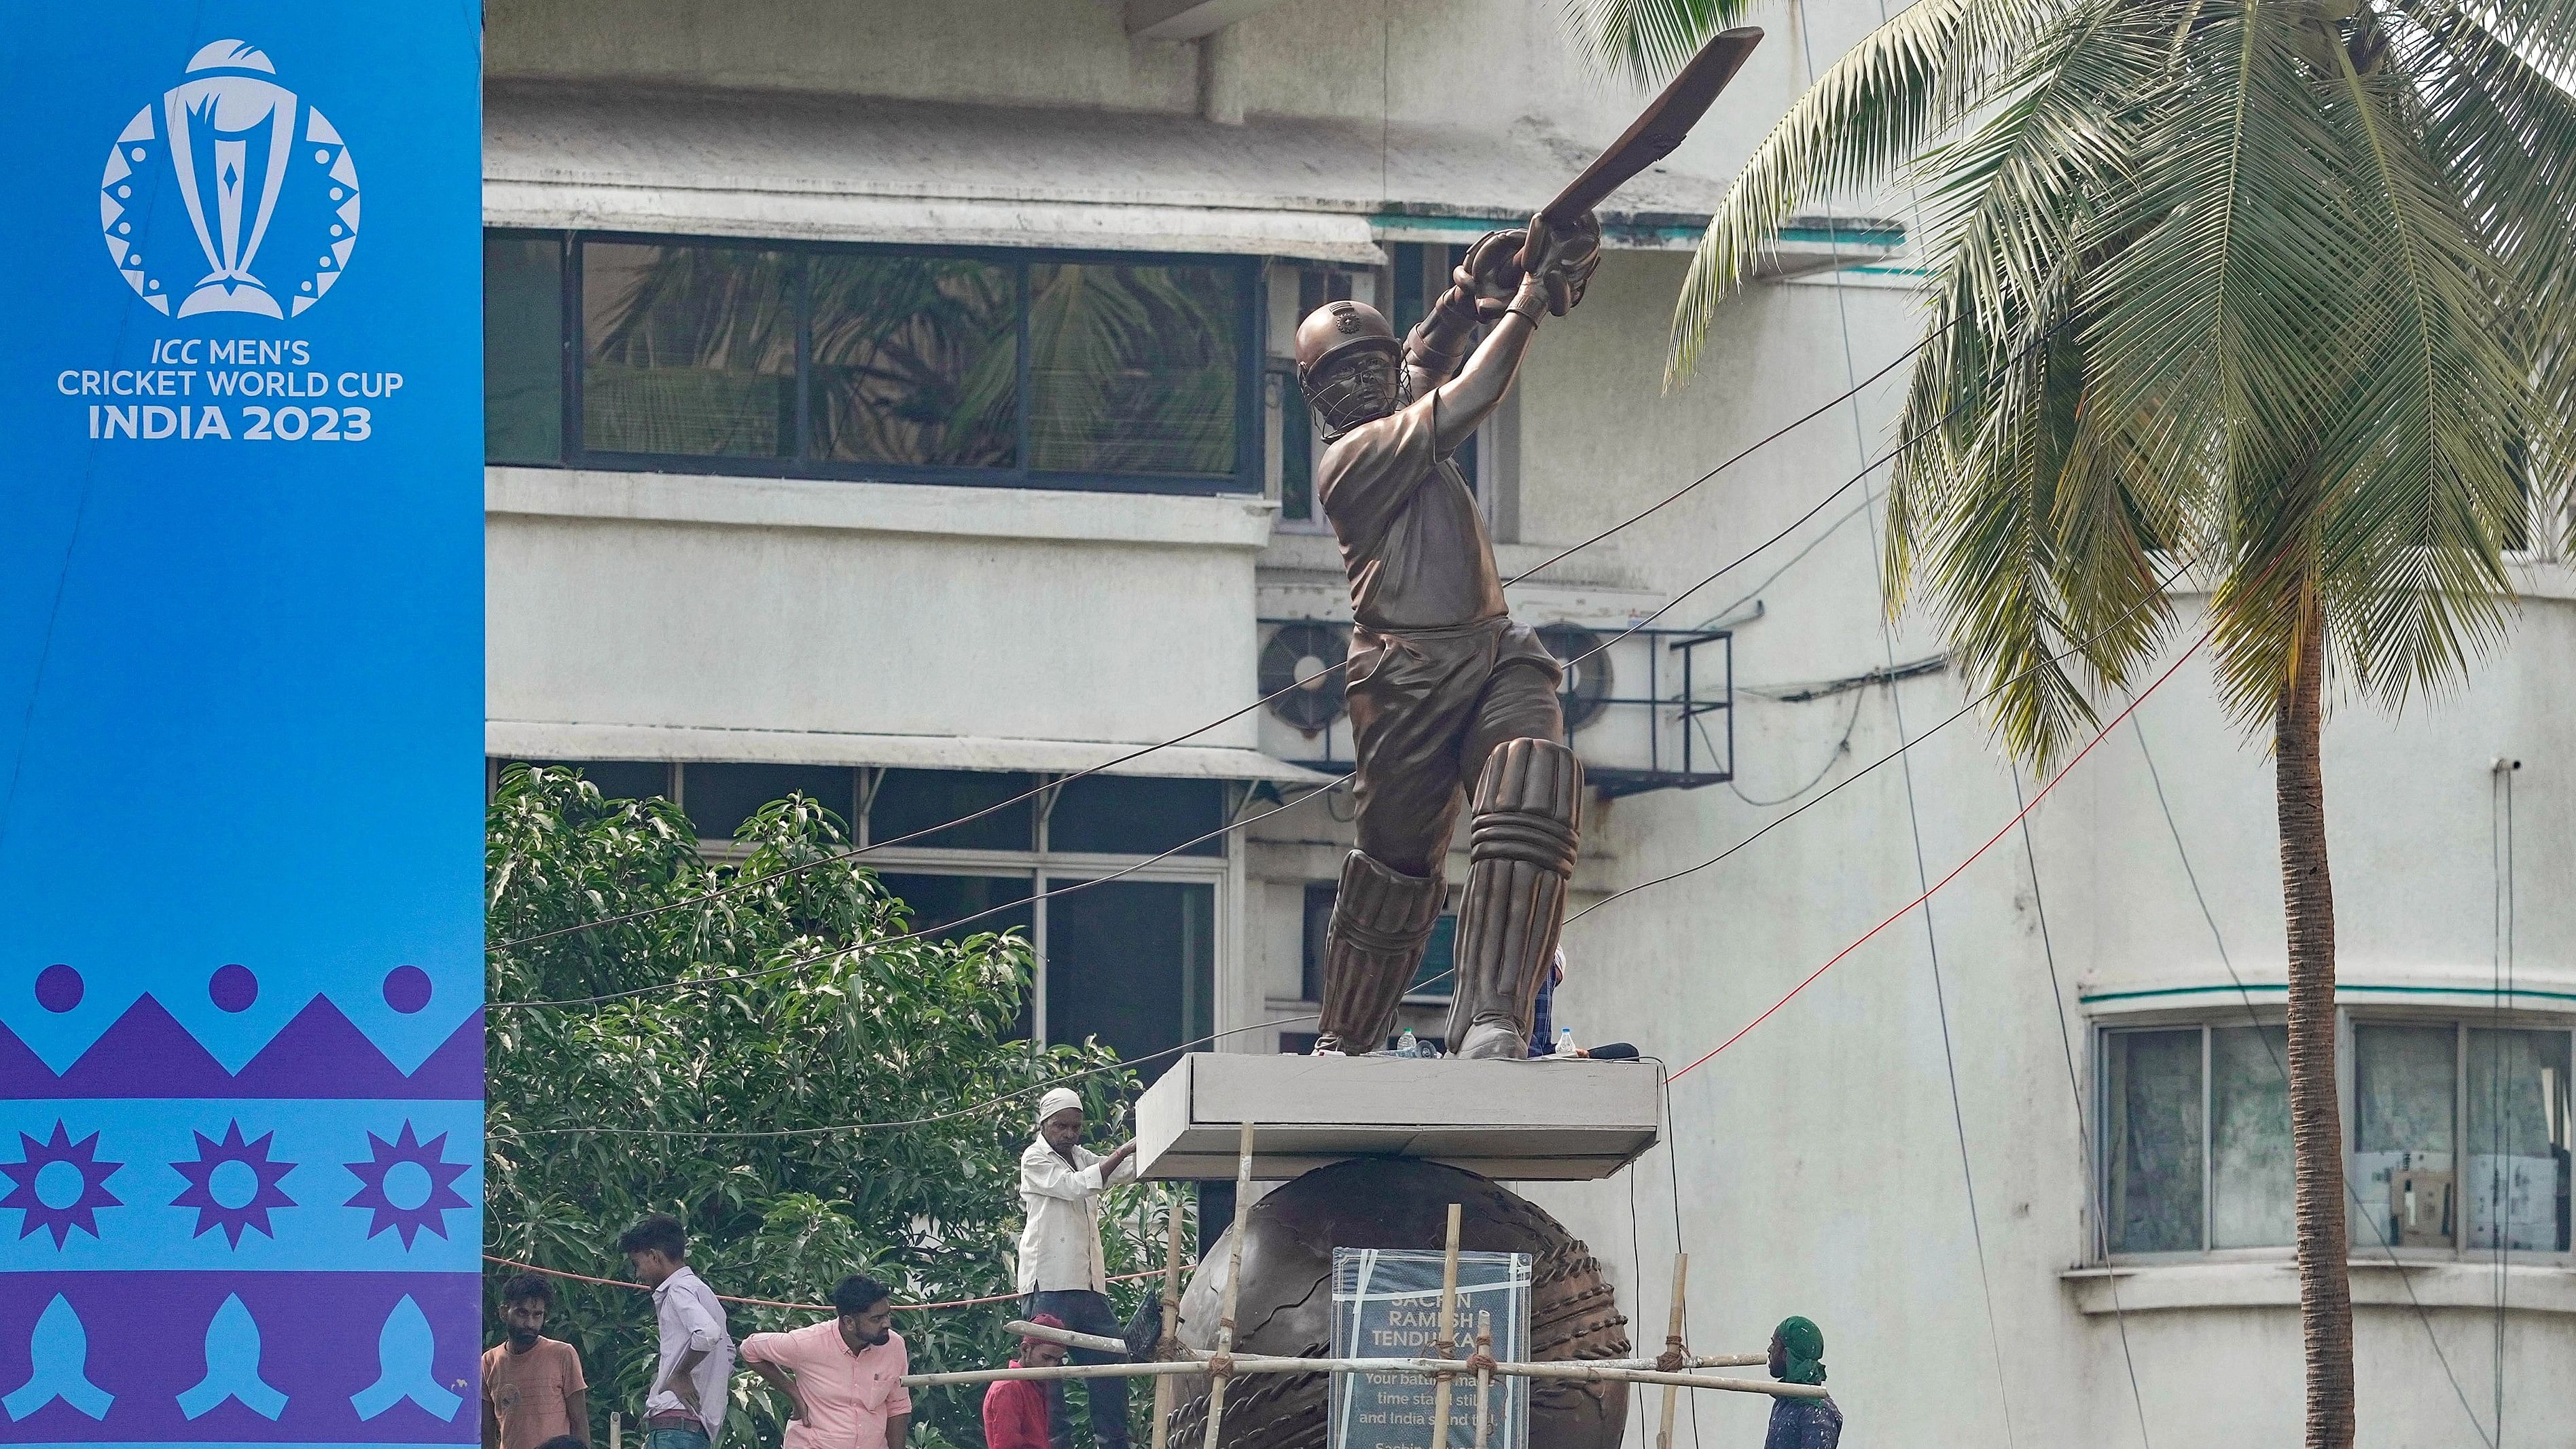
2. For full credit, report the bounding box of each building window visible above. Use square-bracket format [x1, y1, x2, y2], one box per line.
[484, 234, 564, 464]
[2100, 1014, 2573, 1259]
[492, 760, 1228, 1082]
[486, 231, 1259, 495]
[2354, 1022, 2573, 1251]
[807, 252, 1020, 468]
[1265, 262, 1365, 531]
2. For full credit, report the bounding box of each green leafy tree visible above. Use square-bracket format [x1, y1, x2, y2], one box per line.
[485, 766, 1176, 1448]
[1568, 0, 2574, 1443]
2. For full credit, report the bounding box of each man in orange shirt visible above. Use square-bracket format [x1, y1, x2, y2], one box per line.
[482, 1274, 590, 1449]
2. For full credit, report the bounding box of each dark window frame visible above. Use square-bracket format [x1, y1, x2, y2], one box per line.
[489, 228, 1264, 497]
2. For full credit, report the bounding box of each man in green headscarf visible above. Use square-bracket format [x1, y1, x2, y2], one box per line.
[1761, 1316, 1842, 1449]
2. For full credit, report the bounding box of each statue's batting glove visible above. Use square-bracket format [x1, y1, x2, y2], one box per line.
[1458, 228, 1526, 323]
[1533, 212, 1604, 317]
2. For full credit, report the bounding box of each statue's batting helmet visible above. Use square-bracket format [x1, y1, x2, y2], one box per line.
[1294, 300, 1400, 382]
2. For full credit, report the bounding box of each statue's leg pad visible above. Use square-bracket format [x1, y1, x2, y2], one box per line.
[1446, 737, 1583, 1060]
[1314, 850, 1445, 1055]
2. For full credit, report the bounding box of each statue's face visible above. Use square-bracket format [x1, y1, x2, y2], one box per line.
[1305, 348, 1399, 434]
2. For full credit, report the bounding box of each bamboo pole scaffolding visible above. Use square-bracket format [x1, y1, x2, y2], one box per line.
[907, 1361, 1221, 1386]
[1470, 1311, 1494, 1449]
[1151, 1189, 1186, 1449]
[964, 1150, 1827, 1420]
[1655, 1254, 1688, 1449]
[1427, 1203, 1463, 1449]
[901, 1354, 1827, 1399]
[1201, 1121, 1257, 1449]
[1006, 1319, 1762, 1375]
[1012, 1321, 1131, 1355]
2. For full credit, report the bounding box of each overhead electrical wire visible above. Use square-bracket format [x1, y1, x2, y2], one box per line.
[490, 325, 1958, 956]
[494, 774, 1348, 1011]
[1778, 6, 2016, 1435]
[1662, 625, 2217, 1084]
[2487, 758, 2516, 1445]
[497, 340, 2104, 1018]
[493, 384, 1995, 1003]
[516, 532, 2206, 1141]
[2009, 759, 2155, 1448]
[1721, 685, 1864, 808]
[1564, 541, 2208, 931]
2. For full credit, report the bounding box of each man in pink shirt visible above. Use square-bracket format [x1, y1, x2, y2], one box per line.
[741, 1275, 913, 1449]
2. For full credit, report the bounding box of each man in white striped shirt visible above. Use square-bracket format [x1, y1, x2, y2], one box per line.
[620, 1214, 735, 1449]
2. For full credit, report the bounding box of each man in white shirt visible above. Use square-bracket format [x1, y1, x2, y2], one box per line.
[1017, 1088, 1137, 1449]
[618, 1213, 735, 1449]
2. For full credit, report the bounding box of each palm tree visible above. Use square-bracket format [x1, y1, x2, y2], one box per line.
[1568, 0, 2575, 1442]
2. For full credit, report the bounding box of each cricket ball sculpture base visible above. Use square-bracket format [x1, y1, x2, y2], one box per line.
[1164, 1159, 1631, 1449]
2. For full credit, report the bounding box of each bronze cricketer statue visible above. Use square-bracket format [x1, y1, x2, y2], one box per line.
[1295, 25, 1763, 1063]
[1295, 214, 1602, 1060]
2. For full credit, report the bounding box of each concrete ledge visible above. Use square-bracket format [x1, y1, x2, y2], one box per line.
[486, 719, 1323, 783]
[2062, 1259, 2576, 1316]
[488, 465, 1279, 550]
[1135, 1052, 1660, 1182]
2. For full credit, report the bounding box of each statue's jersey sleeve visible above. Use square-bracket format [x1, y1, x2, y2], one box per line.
[1316, 393, 1507, 632]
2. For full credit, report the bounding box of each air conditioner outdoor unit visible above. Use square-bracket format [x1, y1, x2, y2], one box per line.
[1255, 616, 1730, 797]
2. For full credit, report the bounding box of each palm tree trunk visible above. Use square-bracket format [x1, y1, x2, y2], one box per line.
[2276, 605, 2353, 1449]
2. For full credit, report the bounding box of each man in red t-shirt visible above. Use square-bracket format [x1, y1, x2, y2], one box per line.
[982, 1316, 1067, 1449]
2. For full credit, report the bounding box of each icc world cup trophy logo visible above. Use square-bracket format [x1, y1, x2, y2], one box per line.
[97, 39, 362, 318]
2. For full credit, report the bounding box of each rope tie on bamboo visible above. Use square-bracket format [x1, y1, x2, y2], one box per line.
[1463, 1349, 1498, 1377]
[1206, 1352, 1236, 1380]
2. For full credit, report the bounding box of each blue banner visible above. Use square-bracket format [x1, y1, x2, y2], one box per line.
[0, 7, 482, 1447]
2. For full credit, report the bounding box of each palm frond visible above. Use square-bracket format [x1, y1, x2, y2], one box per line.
[1669, 0, 2060, 381]
[2301, 33, 2526, 706]
[2388, 0, 2576, 545]
[1562, 0, 1762, 84]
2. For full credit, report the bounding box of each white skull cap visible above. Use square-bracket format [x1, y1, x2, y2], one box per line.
[1037, 1087, 1084, 1130]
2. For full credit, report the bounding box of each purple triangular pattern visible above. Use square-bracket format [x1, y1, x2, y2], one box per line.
[0, 1017, 58, 1097]
[56, 995, 235, 1096]
[0, 994, 481, 1098]
[235, 996, 401, 1097]
[405, 1006, 487, 1097]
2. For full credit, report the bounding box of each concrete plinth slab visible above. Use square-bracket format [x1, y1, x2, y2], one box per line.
[1133, 1052, 1661, 1181]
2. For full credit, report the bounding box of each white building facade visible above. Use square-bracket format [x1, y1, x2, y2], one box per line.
[482, 1, 2576, 1444]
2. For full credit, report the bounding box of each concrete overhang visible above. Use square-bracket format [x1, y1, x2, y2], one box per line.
[1124, 0, 1287, 39]
[486, 720, 1330, 785]
[484, 82, 1903, 273]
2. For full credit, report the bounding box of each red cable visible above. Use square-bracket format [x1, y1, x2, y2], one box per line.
[482, 1254, 1192, 1313]
[1668, 628, 2213, 1082]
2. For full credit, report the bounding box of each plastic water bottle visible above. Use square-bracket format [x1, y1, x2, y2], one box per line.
[1555, 1027, 1577, 1058]
[1397, 1027, 1419, 1056]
